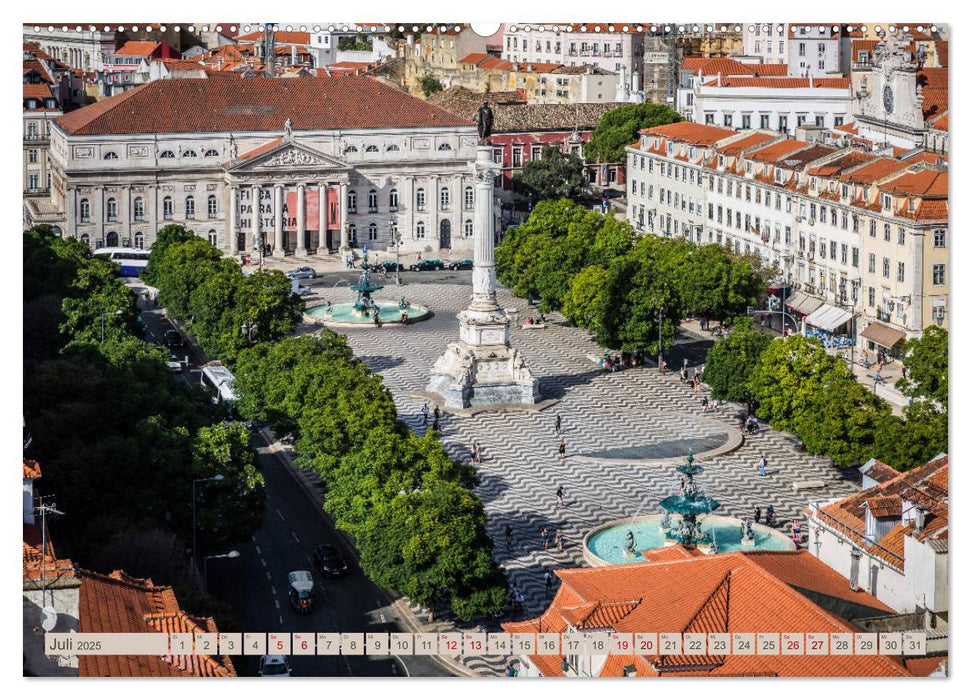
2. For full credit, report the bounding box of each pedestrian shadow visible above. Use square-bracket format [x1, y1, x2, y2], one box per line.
[475, 471, 510, 506]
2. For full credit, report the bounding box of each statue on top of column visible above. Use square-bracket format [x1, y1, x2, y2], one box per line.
[477, 102, 493, 143]
[284, 118, 293, 140]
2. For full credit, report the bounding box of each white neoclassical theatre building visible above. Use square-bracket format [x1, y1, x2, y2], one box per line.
[48, 74, 482, 255]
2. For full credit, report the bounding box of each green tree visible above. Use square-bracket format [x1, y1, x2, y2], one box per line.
[338, 33, 372, 51]
[562, 265, 608, 327]
[512, 146, 585, 204]
[792, 379, 890, 467]
[896, 326, 948, 406]
[418, 74, 443, 97]
[702, 320, 774, 402]
[679, 244, 764, 321]
[872, 400, 948, 471]
[149, 236, 224, 320]
[584, 102, 682, 164]
[142, 224, 197, 286]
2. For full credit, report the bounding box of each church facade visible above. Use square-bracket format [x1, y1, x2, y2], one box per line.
[48, 74, 481, 256]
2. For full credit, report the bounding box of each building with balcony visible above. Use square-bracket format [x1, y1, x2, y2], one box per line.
[47, 74, 479, 256]
[501, 23, 644, 82]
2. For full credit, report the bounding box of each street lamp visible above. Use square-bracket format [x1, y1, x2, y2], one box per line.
[100, 309, 123, 343]
[656, 306, 666, 372]
[192, 474, 225, 570]
[204, 550, 240, 592]
[393, 231, 402, 285]
[240, 320, 259, 343]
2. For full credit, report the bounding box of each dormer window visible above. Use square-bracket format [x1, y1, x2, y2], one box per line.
[104, 151, 119, 160]
[882, 193, 892, 210]
[438, 143, 453, 151]
[718, 155, 724, 167]
[159, 150, 175, 158]
[182, 150, 197, 158]
[386, 144, 400, 152]
[204, 149, 219, 157]
[841, 183, 848, 199]
[810, 177, 817, 191]
[908, 197, 916, 212]
[345, 145, 358, 153]
[365, 145, 379, 153]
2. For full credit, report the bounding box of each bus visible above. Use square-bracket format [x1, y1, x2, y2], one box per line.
[200, 363, 241, 420]
[93, 247, 151, 277]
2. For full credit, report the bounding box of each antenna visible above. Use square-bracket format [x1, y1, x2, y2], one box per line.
[34, 495, 64, 610]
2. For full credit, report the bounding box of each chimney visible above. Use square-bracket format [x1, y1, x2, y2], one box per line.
[291, 44, 297, 65]
[632, 70, 640, 93]
[716, 72, 721, 87]
[914, 507, 927, 533]
[809, 75, 814, 88]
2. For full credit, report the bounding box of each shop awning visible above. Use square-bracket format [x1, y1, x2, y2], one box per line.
[805, 304, 853, 332]
[785, 291, 824, 316]
[860, 322, 907, 349]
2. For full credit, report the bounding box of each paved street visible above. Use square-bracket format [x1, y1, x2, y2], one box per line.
[294, 277, 864, 673]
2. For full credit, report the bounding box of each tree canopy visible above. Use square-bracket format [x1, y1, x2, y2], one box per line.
[512, 146, 585, 204]
[702, 318, 773, 402]
[584, 102, 682, 164]
[896, 325, 948, 406]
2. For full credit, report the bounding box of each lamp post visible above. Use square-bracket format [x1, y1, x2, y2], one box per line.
[657, 305, 666, 372]
[192, 474, 224, 571]
[393, 231, 402, 285]
[100, 309, 123, 343]
[204, 550, 240, 592]
[240, 320, 258, 344]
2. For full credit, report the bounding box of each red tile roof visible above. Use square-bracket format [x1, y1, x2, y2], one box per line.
[23, 459, 42, 479]
[867, 495, 903, 519]
[747, 139, 812, 164]
[237, 30, 311, 45]
[716, 132, 776, 155]
[880, 169, 948, 197]
[56, 76, 474, 136]
[78, 569, 235, 677]
[23, 522, 75, 581]
[459, 52, 490, 65]
[641, 121, 735, 146]
[504, 553, 912, 677]
[703, 77, 851, 89]
[681, 57, 755, 76]
[905, 655, 946, 676]
[862, 460, 902, 484]
[23, 83, 53, 100]
[930, 111, 948, 131]
[838, 157, 908, 184]
[917, 68, 948, 118]
[114, 41, 161, 57]
[852, 40, 880, 62]
[236, 137, 283, 161]
[806, 151, 874, 177]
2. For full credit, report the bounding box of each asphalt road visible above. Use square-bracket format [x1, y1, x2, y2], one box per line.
[127, 279, 451, 678]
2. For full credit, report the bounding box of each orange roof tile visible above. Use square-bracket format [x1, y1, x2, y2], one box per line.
[867, 495, 903, 519]
[835, 121, 859, 134]
[716, 132, 776, 155]
[905, 655, 946, 676]
[237, 30, 311, 45]
[839, 157, 908, 184]
[505, 554, 912, 677]
[880, 169, 947, 197]
[747, 139, 811, 163]
[862, 460, 901, 484]
[23, 522, 75, 581]
[114, 41, 162, 57]
[78, 569, 235, 677]
[930, 111, 948, 131]
[23, 459, 42, 479]
[236, 137, 283, 161]
[703, 77, 850, 89]
[681, 57, 755, 76]
[806, 151, 874, 177]
[640, 121, 735, 146]
[56, 76, 473, 136]
[23, 83, 53, 100]
[459, 52, 490, 65]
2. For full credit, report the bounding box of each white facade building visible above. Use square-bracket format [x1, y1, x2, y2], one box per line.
[742, 23, 789, 65]
[788, 25, 842, 77]
[501, 23, 644, 81]
[47, 75, 480, 257]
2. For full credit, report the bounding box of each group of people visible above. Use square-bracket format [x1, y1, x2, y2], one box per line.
[599, 351, 649, 373]
[523, 313, 546, 326]
[753, 505, 776, 527]
[539, 525, 564, 552]
[680, 364, 704, 393]
[420, 402, 442, 431]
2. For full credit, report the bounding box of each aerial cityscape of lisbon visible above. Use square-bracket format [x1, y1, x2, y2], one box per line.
[22, 18, 949, 679]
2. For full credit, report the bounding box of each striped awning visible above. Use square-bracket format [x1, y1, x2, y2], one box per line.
[786, 291, 824, 316]
[861, 322, 907, 349]
[805, 304, 852, 332]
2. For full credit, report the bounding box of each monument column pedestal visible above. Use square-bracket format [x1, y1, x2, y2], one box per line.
[426, 145, 540, 409]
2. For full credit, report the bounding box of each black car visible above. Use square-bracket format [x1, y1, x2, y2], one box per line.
[409, 259, 445, 271]
[375, 260, 404, 272]
[448, 258, 474, 270]
[164, 329, 185, 348]
[313, 544, 349, 578]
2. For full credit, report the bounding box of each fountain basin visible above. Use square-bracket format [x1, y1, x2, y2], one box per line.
[306, 301, 431, 327]
[583, 514, 796, 566]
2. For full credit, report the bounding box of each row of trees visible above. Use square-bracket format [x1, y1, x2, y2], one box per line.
[702, 320, 948, 471]
[146, 228, 507, 620]
[496, 199, 766, 355]
[142, 225, 304, 366]
[23, 227, 265, 596]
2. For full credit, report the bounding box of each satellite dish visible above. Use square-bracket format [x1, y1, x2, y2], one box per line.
[41, 606, 58, 632]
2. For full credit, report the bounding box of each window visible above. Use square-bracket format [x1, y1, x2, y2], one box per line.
[106, 198, 117, 222]
[79, 199, 90, 222]
[104, 151, 119, 160]
[207, 230, 216, 246]
[796, 115, 806, 127]
[415, 221, 425, 239]
[852, 247, 859, 267]
[416, 188, 426, 210]
[159, 150, 175, 158]
[204, 149, 219, 157]
[723, 114, 733, 127]
[183, 150, 197, 158]
[389, 188, 399, 210]
[869, 220, 876, 237]
[345, 145, 358, 153]
[163, 196, 173, 220]
[28, 149, 37, 163]
[841, 244, 848, 264]
[133, 197, 145, 221]
[186, 196, 195, 219]
[882, 193, 892, 210]
[798, 43, 806, 57]
[705, 113, 714, 125]
[932, 264, 945, 285]
[464, 219, 473, 237]
[348, 224, 357, 244]
[815, 115, 825, 127]
[883, 223, 891, 241]
[365, 145, 379, 153]
[741, 114, 751, 129]
[437, 143, 452, 151]
[368, 222, 378, 240]
[897, 262, 905, 283]
[760, 114, 770, 129]
[512, 147, 523, 167]
[830, 241, 837, 259]
[779, 115, 788, 131]
[135, 232, 145, 248]
[464, 186, 474, 209]
[882, 257, 890, 278]
[348, 190, 357, 213]
[933, 230, 946, 248]
[386, 144, 400, 152]
[531, 145, 543, 160]
[440, 187, 450, 210]
[368, 189, 378, 212]
[868, 253, 876, 273]
[868, 286, 876, 307]
[834, 116, 844, 127]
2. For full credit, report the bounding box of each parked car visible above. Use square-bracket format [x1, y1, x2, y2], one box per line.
[409, 258, 445, 271]
[287, 570, 315, 613]
[290, 281, 311, 296]
[164, 329, 184, 348]
[286, 267, 317, 279]
[313, 544, 349, 578]
[259, 655, 291, 677]
[167, 355, 183, 373]
[375, 260, 404, 272]
[448, 258, 473, 270]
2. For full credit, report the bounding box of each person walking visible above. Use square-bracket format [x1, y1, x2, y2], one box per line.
[421, 402, 429, 426]
[541, 526, 551, 551]
[544, 568, 554, 598]
[470, 441, 481, 465]
[554, 529, 564, 551]
[680, 365, 688, 384]
[766, 505, 775, 526]
[758, 454, 767, 477]
[431, 416, 440, 431]
[754, 506, 762, 524]
[555, 486, 565, 510]
[433, 405, 441, 422]
[901, 364, 908, 381]
[875, 362, 883, 383]
[505, 662, 518, 677]
[557, 439, 566, 462]
[505, 524, 513, 551]
[554, 414, 562, 435]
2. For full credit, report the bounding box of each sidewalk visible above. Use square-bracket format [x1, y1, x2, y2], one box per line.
[234, 249, 449, 276]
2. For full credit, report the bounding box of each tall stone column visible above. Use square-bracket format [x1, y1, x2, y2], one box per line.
[228, 186, 238, 255]
[66, 188, 76, 239]
[426, 145, 539, 409]
[273, 185, 284, 257]
[317, 183, 328, 255]
[250, 185, 260, 254]
[295, 183, 307, 256]
[339, 181, 350, 253]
